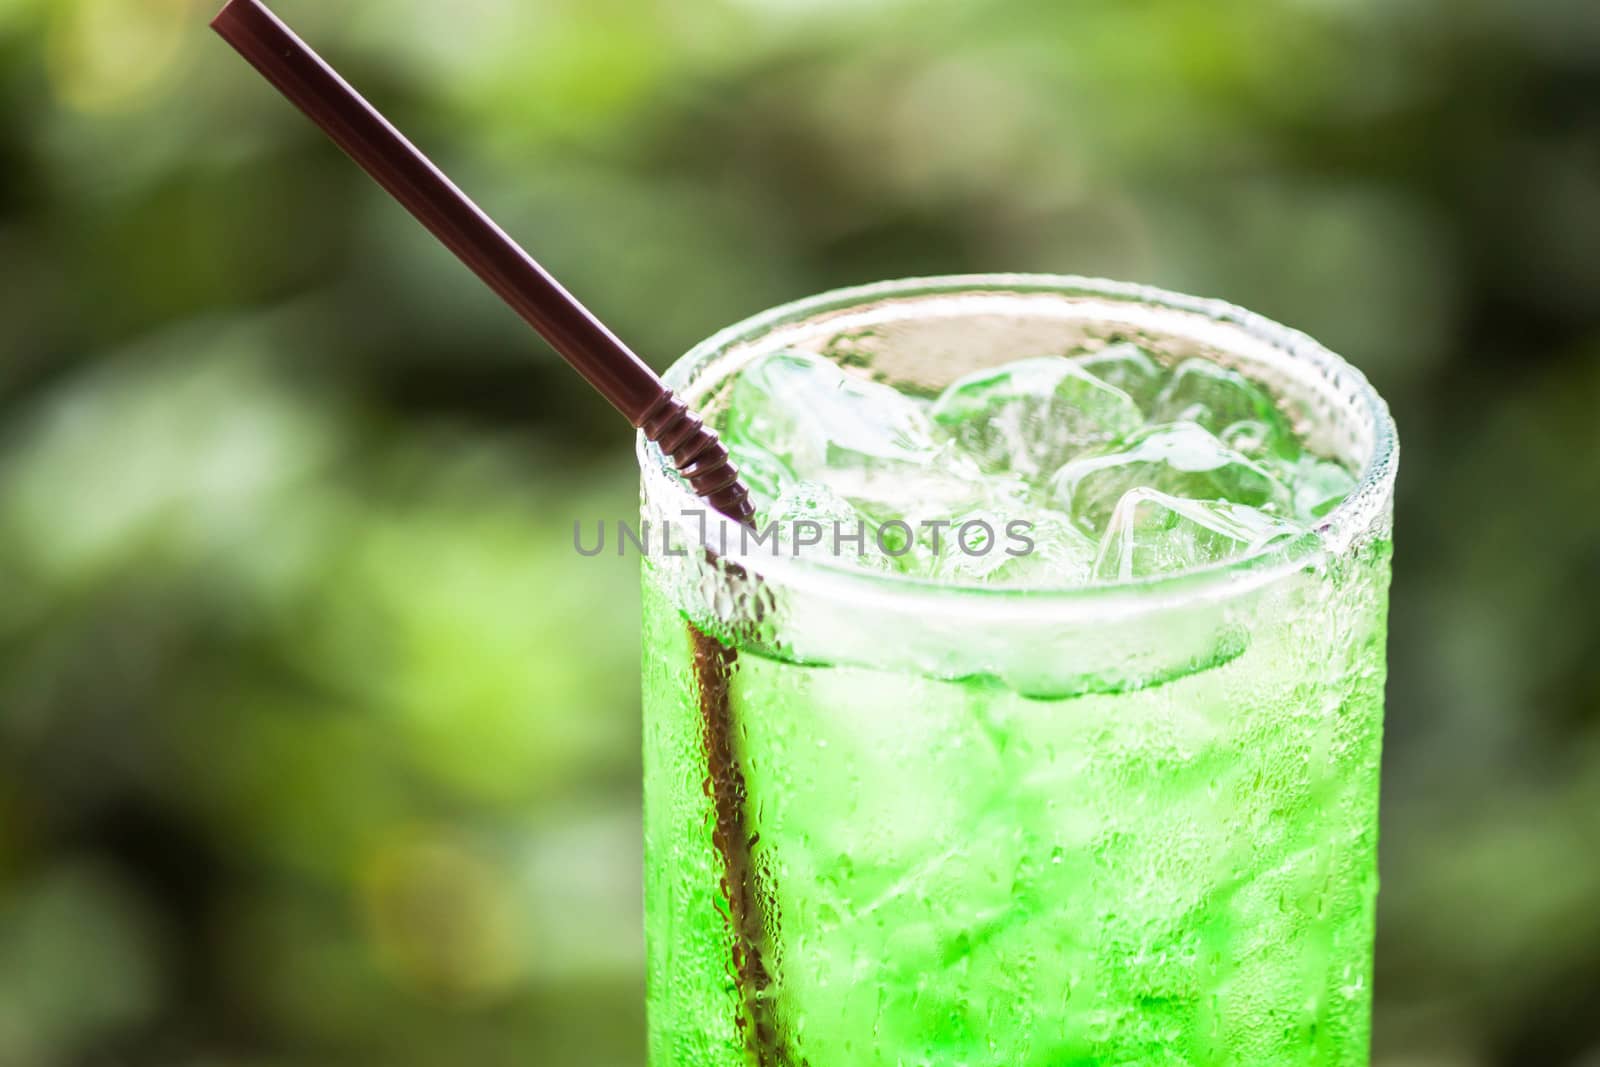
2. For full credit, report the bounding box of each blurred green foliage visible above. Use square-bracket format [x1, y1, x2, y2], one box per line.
[0, 0, 1597, 1064]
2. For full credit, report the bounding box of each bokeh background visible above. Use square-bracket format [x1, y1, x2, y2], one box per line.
[1, 0, 1597, 1063]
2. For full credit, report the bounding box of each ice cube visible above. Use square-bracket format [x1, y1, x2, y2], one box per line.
[1049, 422, 1292, 532]
[932, 508, 1098, 587]
[763, 479, 897, 572]
[722, 348, 941, 474]
[1093, 488, 1305, 581]
[825, 454, 998, 531]
[1075, 342, 1165, 411]
[1151, 359, 1294, 458]
[1219, 420, 1278, 458]
[1288, 455, 1357, 520]
[930, 356, 1143, 479]
[726, 440, 796, 512]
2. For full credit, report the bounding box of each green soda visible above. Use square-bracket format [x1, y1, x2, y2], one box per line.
[639, 277, 1396, 1067]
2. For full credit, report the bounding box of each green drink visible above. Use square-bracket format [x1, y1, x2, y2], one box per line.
[639, 277, 1396, 1066]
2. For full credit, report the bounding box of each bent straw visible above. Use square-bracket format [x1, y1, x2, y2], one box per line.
[209, 1, 784, 1060]
[209, 0, 752, 524]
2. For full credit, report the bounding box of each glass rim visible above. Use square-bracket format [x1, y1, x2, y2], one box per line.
[638, 273, 1398, 621]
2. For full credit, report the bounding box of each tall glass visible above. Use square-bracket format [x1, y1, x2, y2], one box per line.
[638, 276, 1397, 1066]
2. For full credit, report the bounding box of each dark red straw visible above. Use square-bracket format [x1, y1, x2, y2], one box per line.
[210, 0, 753, 524]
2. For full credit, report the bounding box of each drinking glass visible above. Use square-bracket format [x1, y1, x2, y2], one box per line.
[638, 275, 1397, 1067]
